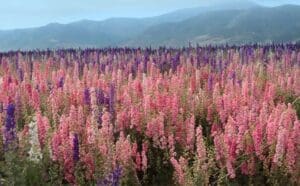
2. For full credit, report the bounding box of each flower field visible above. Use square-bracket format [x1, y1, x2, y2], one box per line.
[0, 45, 299, 185]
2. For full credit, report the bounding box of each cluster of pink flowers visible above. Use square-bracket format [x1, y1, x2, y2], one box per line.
[0, 45, 299, 184]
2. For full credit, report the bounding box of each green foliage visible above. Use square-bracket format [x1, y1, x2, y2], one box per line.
[0, 145, 66, 186]
[1, 150, 27, 185]
[274, 89, 300, 119]
[292, 97, 300, 119]
[121, 163, 141, 186]
[75, 162, 94, 186]
[17, 103, 35, 131]
[24, 163, 44, 186]
[142, 146, 174, 186]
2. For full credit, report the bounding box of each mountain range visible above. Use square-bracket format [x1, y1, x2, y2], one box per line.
[0, 2, 300, 51]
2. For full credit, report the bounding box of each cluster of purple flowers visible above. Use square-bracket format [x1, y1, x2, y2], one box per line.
[58, 77, 64, 88]
[73, 133, 79, 163]
[96, 88, 105, 106]
[18, 68, 24, 82]
[97, 166, 122, 186]
[3, 103, 16, 150]
[109, 83, 115, 116]
[84, 88, 91, 105]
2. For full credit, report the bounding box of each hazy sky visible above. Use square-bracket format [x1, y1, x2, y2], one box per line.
[1, 0, 299, 30]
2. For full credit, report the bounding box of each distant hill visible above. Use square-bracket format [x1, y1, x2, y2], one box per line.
[128, 5, 300, 46]
[0, 3, 300, 51]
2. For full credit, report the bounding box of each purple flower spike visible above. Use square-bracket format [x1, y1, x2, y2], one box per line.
[112, 166, 122, 186]
[97, 166, 122, 186]
[231, 71, 236, 85]
[73, 133, 80, 162]
[84, 88, 91, 105]
[18, 68, 24, 82]
[96, 88, 105, 105]
[208, 75, 213, 91]
[58, 77, 64, 88]
[4, 103, 16, 151]
[109, 83, 115, 115]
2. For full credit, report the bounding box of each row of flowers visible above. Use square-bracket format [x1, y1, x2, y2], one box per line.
[0, 45, 299, 185]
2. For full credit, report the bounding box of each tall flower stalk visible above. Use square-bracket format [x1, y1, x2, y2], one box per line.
[3, 103, 16, 151]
